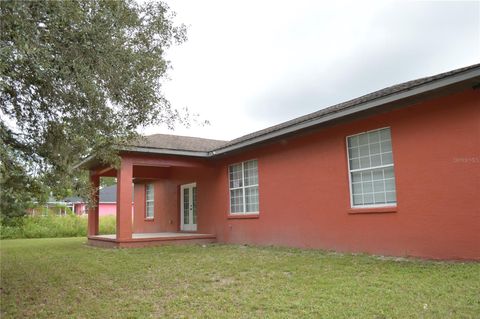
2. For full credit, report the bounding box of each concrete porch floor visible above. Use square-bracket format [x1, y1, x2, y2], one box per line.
[88, 232, 217, 248]
[93, 232, 214, 240]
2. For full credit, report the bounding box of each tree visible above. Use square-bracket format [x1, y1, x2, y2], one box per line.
[100, 177, 117, 188]
[0, 0, 187, 220]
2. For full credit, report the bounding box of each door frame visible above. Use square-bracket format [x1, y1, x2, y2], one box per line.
[180, 183, 197, 231]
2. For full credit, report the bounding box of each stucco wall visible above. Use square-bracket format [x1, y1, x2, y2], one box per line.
[98, 203, 117, 216]
[73, 203, 117, 216]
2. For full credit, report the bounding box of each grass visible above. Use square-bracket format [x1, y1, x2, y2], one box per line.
[1, 238, 479, 318]
[0, 215, 116, 239]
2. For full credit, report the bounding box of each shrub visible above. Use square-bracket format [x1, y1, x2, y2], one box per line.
[0, 225, 23, 239]
[99, 215, 116, 234]
[0, 214, 116, 239]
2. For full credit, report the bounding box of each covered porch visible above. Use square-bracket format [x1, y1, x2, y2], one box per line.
[86, 153, 217, 248]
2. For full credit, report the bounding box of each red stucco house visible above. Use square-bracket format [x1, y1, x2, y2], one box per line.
[28, 185, 119, 217]
[77, 64, 480, 260]
[69, 185, 119, 217]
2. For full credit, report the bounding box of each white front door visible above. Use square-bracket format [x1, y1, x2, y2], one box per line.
[180, 183, 197, 231]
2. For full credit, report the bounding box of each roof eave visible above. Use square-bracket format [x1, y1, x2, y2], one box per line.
[73, 154, 97, 170]
[119, 146, 210, 157]
[74, 146, 210, 170]
[74, 65, 480, 167]
[210, 66, 480, 156]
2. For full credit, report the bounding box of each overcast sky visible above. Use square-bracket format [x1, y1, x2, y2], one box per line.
[141, 0, 480, 141]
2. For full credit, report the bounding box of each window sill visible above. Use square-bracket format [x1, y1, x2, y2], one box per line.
[348, 206, 397, 214]
[227, 213, 259, 220]
[144, 218, 155, 221]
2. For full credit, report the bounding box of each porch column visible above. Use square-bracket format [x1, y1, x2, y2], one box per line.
[116, 157, 133, 240]
[88, 173, 100, 236]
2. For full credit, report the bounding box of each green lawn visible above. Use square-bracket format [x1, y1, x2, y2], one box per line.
[1, 238, 479, 318]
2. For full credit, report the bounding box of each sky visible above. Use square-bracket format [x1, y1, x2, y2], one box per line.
[140, 0, 480, 141]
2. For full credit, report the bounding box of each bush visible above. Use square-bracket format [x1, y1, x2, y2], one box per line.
[0, 214, 116, 239]
[99, 215, 116, 234]
[0, 225, 23, 239]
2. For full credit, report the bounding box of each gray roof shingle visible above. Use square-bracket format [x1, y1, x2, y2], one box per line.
[129, 134, 227, 152]
[220, 63, 480, 149]
[59, 185, 117, 204]
[62, 196, 83, 203]
[99, 185, 117, 203]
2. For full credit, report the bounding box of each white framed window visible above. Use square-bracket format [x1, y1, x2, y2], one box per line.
[145, 183, 154, 219]
[347, 127, 397, 208]
[229, 159, 259, 214]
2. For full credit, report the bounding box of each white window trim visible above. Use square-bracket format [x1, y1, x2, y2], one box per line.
[228, 159, 259, 215]
[346, 127, 397, 209]
[145, 183, 154, 219]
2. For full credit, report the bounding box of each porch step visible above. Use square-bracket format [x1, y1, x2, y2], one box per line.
[88, 232, 217, 248]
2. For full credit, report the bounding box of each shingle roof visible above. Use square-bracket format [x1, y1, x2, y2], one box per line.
[58, 185, 117, 204]
[63, 196, 83, 203]
[71, 62, 478, 171]
[219, 63, 480, 149]
[98, 185, 117, 203]
[126, 63, 479, 155]
[129, 134, 227, 152]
